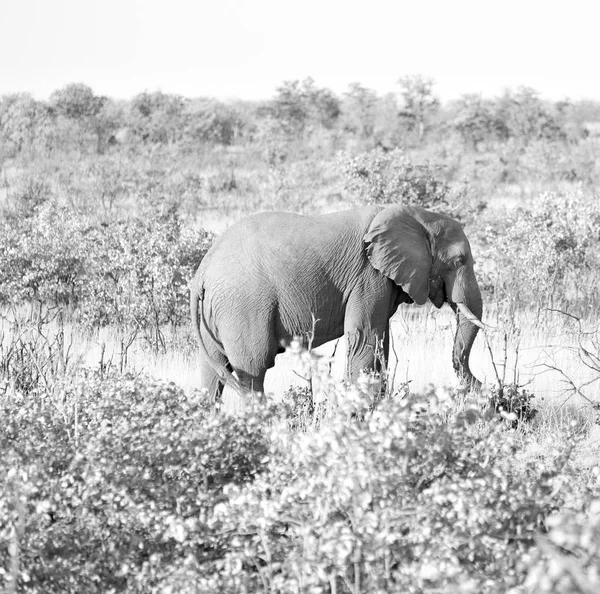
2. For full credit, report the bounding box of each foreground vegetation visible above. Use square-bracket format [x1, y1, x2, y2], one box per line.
[1, 335, 599, 592]
[1, 76, 600, 591]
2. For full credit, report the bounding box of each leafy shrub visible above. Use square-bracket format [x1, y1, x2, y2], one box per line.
[0, 201, 213, 332]
[184, 386, 578, 593]
[489, 383, 539, 428]
[476, 191, 600, 311]
[0, 372, 272, 593]
[80, 214, 213, 331]
[517, 140, 600, 186]
[0, 201, 86, 305]
[524, 497, 600, 593]
[1, 352, 596, 593]
[340, 148, 451, 208]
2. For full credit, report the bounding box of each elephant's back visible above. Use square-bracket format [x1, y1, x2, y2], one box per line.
[223, 206, 381, 249]
[199, 206, 383, 289]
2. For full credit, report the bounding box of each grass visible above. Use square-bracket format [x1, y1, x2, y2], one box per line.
[3, 302, 597, 431]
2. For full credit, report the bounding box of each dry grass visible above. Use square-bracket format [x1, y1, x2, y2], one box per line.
[2, 298, 598, 480]
[120, 304, 597, 470]
[22, 303, 592, 412]
[3, 303, 596, 408]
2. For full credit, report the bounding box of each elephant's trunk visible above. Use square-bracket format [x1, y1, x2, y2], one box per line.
[450, 277, 483, 390]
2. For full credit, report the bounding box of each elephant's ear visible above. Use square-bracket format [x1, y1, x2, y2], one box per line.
[364, 206, 432, 305]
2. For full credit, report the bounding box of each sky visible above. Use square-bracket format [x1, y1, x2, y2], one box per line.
[2, 0, 600, 103]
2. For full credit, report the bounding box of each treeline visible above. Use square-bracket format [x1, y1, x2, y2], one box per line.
[2, 76, 600, 158]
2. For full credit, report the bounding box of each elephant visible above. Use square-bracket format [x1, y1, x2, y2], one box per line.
[190, 204, 483, 400]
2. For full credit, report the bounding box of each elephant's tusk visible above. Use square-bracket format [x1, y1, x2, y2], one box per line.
[456, 302, 486, 330]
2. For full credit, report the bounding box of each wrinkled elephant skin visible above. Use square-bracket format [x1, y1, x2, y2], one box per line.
[190, 205, 483, 398]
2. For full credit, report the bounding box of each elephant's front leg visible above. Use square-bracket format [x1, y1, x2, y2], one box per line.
[343, 280, 394, 383]
[345, 326, 388, 382]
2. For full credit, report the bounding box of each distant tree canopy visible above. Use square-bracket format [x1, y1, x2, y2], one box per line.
[397, 75, 440, 142]
[341, 83, 378, 138]
[0, 93, 53, 156]
[265, 77, 341, 135]
[49, 83, 117, 153]
[50, 83, 106, 120]
[129, 91, 187, 145]
[450, 87, 568, 149]
[183, 98, 245, 145]
[0, 78, 598, 159]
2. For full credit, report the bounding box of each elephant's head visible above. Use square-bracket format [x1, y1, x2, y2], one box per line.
[364, 205, 483, 388]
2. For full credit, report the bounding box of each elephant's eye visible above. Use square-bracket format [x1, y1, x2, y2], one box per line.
[452, 255, 466, 269]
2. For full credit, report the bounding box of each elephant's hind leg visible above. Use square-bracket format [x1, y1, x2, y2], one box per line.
[198, 329, 230, 403]
[199, 354, 229, 403]
[233, 368, 268, 395]
[220, 328, 278, 395]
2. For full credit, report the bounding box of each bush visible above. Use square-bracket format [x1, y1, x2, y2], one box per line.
[475, 191, 600, 311]
[489, 383, 539, 428]
[524, 497, 600, 593]
[0, 372, 272, 593]
[1, 353, 595, 593]
[0, 201, 213, 332]
[340, 148, 451, 208]
[179, 386, 579, 593]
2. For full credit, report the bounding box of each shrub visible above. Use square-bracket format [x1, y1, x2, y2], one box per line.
[0, 358, 594, 593]
[0, 372, 272, 593]
[80, 214, 213, 331]
[524, 497, 600, 593]
[489, 383, 539, 428]
[476, 190, 600, 311]
[188, 387, 578, 593]
[183, 99, 244, 146]
[0, 201, 87, 305]
[0, 201, 213, 332]
[340, 148, 451, 208]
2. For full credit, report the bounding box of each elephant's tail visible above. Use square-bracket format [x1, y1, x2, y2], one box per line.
[190, 281, 243, 395]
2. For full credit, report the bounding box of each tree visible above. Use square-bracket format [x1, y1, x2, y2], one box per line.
[269, 78, 341, 137]
[373, 93, 403, 147]
[304, 79, 340, 130]
[495, 87, 564, 144]
[0, 93, 53, 157]
[183, 99, 244, 145]
[452, 94, 505, 149]
[129, 91, 186, 145]
[397, 75, 440, 142]
[50, 83, 105, 120]
[49, 83, 109, 153]
[341, 83, 378, 139]
[96, 99, 126, 151]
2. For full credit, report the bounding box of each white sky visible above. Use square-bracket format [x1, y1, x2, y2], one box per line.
[1, 0, 599, 102]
